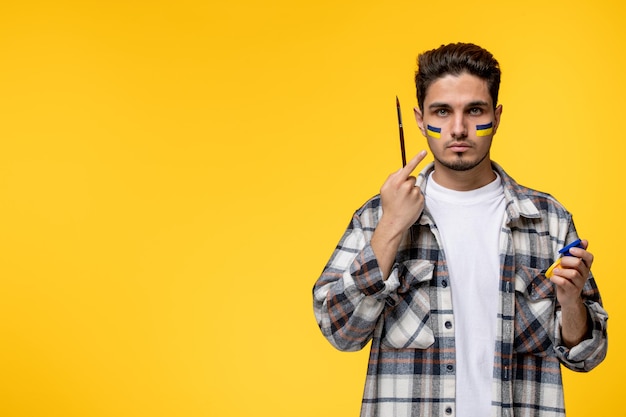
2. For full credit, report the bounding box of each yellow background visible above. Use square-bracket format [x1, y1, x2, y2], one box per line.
[0, 1, 622, 416]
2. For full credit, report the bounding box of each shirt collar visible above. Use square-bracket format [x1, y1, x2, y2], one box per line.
[416, 161, 541, 222]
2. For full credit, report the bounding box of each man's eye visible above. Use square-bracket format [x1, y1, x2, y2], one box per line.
[469, 107, 483, 115]
[436, 109, 448, 116]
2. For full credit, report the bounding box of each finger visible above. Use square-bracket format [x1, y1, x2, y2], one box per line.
[568, 244, 593, 269]
[551, 265, 588, 289]
[550, 273, 578, 289]
[550, 274, 584, 298]
[399, 150, 428, 178]
[553, 263, 580, 279]
[559, 256, 589, 278]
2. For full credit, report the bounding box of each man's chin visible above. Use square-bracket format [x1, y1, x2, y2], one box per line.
[435, 153, 489, 172]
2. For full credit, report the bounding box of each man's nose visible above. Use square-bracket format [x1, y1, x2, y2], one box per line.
[450, 115, 468, 139]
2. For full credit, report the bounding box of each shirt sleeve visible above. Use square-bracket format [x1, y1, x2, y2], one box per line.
[552, 273, 609, 372]
[312, 207, 402, 352]
[551, 226, 609, 372]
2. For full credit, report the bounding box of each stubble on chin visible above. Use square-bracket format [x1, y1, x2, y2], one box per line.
[434, 151, 490, 172]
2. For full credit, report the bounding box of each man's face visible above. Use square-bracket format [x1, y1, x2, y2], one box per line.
[414, 72, 502, 172]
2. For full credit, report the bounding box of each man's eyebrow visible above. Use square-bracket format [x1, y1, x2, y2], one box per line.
[428, 102, 452, 109]
[428, 101, 490, 110]
[467, 100, 490, 107]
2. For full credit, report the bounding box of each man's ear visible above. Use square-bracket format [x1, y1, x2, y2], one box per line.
[492, 104, 503, 135]
[414, 107, 426, 137]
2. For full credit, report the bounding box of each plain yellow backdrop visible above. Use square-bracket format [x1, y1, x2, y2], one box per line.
[0, 0, 623, 416]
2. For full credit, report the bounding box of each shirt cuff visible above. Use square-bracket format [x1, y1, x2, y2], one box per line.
[350, 243, 401, 298]
[553, 301, 608, 371]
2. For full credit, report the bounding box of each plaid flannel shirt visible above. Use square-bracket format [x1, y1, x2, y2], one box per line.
[313, 162, 608, 417]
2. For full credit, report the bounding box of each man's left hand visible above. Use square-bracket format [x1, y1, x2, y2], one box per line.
[550, 239, 593, 307]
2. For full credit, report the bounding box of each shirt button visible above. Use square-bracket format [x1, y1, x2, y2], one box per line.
[441, 280, 448, 288]
[445, 407, 453, 415]
[445, 321, 452, 329]
[446, 364, 454, 372]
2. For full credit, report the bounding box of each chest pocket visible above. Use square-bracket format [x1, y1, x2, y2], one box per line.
[514, 264, 556, 356]
[381, 260, 435, 349]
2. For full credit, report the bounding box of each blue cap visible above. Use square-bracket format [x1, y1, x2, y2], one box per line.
[559, 239, 583, 257]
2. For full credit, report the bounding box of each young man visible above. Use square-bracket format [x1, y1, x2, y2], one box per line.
[313, 43, 608, 417]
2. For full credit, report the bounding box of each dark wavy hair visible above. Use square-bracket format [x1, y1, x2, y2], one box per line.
[415, 43, 501, 111]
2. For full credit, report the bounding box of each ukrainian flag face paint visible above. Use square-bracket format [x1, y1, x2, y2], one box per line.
[476, 122, 494, 137]
[426, 124, 442, 139]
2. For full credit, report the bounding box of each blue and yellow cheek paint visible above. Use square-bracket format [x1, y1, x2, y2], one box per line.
[476, 122, 494, 137]
[427, 122, 494, 139]
[426, 124, 441, 139]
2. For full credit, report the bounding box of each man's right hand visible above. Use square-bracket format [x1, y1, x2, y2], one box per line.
[379, 150, 428, 236]
[371, 150, 428, 280]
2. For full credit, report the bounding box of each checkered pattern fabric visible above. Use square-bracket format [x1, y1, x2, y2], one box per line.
[313, 162, 608, 417]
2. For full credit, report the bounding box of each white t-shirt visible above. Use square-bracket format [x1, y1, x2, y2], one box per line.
[424, 172, 506, 417]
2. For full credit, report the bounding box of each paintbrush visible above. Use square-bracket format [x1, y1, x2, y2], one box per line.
[396, 96, 406, 167]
